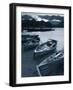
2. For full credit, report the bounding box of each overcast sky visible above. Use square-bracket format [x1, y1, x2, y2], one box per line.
[21, 12, 64, 17]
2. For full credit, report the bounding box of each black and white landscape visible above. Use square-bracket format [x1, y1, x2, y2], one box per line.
[21, 12, 64, 77]
[22, 13, 64, 31]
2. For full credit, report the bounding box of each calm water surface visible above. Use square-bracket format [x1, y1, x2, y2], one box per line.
[22, 28, 64, 77]
[31, 28, 64, 51]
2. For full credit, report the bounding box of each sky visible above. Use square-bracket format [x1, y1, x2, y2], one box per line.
[21, 12, 64, 17]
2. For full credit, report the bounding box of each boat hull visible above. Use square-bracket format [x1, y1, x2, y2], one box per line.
[37, 58, 64, 76]
[36, 50, 64, 76]
[34, 40, 57, 57]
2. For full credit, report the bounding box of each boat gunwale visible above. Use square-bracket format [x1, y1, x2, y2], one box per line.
[34, 40, 57, 53]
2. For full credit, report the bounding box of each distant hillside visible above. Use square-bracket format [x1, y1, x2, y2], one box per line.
[22, 14, 64, 31]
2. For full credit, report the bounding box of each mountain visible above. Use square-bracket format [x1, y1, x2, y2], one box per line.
[22, 14, 64, 22]
[22, 15, 33, 20]
[39, 15, 64, 21]
[22, 14, 49, 22]
[22, 14, 64, 31]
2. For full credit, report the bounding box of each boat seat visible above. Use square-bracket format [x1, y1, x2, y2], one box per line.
[50, 43, 55, 48]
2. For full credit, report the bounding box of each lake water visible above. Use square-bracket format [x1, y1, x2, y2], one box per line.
[30, 28, 64, 51]
[22, 28, 64, 77]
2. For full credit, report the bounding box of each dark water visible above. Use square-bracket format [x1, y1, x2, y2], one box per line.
[21, 28, 64, 77]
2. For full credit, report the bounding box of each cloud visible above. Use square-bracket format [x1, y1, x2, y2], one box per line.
[52, 19, 61, 22]
[30, 14, 49, 22]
